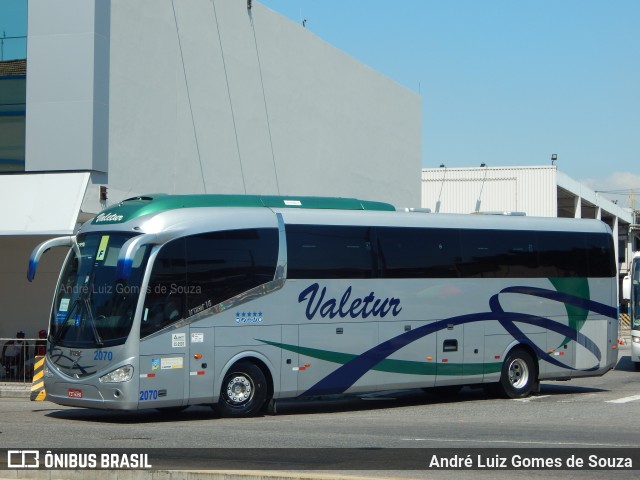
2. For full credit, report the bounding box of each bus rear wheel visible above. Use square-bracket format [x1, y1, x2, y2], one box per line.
[217, 362, 267, 418]
[498, 348, 537, 399]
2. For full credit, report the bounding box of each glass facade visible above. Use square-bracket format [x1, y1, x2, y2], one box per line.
[0, 1, 27, 172]
[0, 62, 26, 172]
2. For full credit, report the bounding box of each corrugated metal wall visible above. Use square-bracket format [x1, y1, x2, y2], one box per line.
[422, 166, 557, 217]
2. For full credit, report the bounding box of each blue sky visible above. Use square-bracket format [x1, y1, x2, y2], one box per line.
[258, 0, 639, 205]
[1, 0, 638, 205]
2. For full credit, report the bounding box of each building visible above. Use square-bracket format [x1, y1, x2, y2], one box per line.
[422, 165, 636, 289]
[0, 0, 421, 339]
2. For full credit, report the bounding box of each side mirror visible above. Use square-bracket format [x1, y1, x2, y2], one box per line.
[28, 236, 74, 282]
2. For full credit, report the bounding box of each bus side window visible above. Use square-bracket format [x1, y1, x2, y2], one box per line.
[141, 239, 187, 338]
[184, 228, 278, 315]
[376, 227, 460, 278]
[287, 225, 375, 279]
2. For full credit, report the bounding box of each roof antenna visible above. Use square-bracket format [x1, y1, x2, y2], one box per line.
[475, 163, 488, 212]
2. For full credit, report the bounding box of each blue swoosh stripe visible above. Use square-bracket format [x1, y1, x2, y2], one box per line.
[499, 286, 617, 319]
[301, 286, 610, 397]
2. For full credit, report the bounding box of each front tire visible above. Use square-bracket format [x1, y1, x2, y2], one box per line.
[498, 348, 537, 399]
[217, 362, 267, 418]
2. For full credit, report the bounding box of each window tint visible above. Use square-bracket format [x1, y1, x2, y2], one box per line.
[459, 230, 538, 278]
[377, 227, 460, 278]
[585, 233, 616, 277]
[287, 225, 375, 279]
[141, 228, 278, 337]
[141, 239, 187, 338]
[185, 228, 278, 315]
[537, 231, 589, 278]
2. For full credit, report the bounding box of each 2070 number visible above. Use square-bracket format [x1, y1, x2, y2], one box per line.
[93, 350, 113, 361]
[139, 389, 158, 401]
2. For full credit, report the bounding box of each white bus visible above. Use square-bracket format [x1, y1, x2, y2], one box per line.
[622, 252, 640, 369]
[28, 194, 619, 417]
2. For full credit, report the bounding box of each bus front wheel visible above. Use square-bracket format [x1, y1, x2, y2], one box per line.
[498, 348, 537, 399]
[217, 362, 267, 418]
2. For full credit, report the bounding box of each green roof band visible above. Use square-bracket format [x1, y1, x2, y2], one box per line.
[92, 194, 396, 225]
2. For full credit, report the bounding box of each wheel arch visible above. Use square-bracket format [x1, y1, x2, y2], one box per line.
[214, 351, 276, 404]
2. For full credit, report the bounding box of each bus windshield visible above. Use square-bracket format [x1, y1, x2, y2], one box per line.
[50, 232, 150, 348]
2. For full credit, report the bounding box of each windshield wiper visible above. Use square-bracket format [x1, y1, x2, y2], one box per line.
[51, 298, 81, 347]
[84, 297, 104, 348]
[84, 275, 104, 348]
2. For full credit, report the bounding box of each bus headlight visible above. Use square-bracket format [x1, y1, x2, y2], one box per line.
[632, 336, 640, 344]
[99, 365, 134, 383]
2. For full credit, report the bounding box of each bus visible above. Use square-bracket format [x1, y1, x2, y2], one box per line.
[28, 194, 619, 417]
[622, 252, 640, 370]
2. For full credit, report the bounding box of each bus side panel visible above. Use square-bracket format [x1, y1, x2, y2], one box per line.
[139, 354, 185, 407]
[139, 326, 190, 408]
[188, 326, 214, 404]
[377, 320, 436, 391]
[298, 322, 379, 395]
[462, 321, 485, 382]
[573, 278, 617, 376]
[435, 322, 464, 386]
[279, 325, 299, 399]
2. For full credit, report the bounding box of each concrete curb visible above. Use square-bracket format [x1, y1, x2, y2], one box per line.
[0, 383, 29, 399]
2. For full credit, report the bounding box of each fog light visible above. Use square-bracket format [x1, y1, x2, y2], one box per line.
[100, 365, 134, 383]
[632, 336, 640, 344]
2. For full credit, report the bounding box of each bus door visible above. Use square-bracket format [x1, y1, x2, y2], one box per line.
[188, 326, 214, 404]
[435, 322, 464, 386]
[138, 328, 187, 408]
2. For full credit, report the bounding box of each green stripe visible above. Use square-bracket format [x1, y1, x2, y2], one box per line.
[258, 339, 502, 376]
[92, 194, 395, 224]
[549, 277, 590, 348]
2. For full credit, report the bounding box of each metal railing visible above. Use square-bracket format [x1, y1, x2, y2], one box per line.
[1, 337, 45, 384]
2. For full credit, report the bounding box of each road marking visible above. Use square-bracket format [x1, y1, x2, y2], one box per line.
[557, 393, 599, 403]
[402, 438, 638, 447]
[512, 395, 551, 402]
[605, 394, 640, 404]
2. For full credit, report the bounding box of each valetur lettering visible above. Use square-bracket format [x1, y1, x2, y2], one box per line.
[298, 283, 402, 320]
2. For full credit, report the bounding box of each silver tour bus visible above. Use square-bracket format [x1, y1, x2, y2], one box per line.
[28, 194, 619, 417]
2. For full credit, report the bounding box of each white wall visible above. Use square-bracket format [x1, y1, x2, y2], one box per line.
[88, 0, 420, 211]
[25, 0, 110, 173]
[422, 166, 558, 217]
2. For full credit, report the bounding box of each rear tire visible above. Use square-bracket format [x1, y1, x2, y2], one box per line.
[217, 362, 268, 418]
[498, 348, 537, 399]
[634, 362, 640, 372]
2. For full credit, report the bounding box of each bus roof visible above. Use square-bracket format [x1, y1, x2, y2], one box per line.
[91, 194, 396, 225]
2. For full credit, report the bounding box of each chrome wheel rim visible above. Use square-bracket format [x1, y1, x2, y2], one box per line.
[225, 374, 253, 405]
[508, 358, 529, 389]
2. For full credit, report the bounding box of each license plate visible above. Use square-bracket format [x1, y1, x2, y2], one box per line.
[67, 388, 83, 398]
